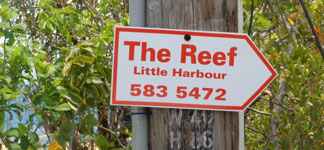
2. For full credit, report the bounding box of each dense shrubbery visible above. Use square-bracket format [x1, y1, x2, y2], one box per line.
[0, 0, 130, 149]
[0, 0, 323, 149]
[244, 0, 324, 149]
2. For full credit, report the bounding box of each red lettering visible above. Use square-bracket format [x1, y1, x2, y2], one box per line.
[133, 66, 141, 75]
[198, 51, 211, 65]
[227, 47, 237, 66]
[141, 42, 155, 61]
[134, 66, 168, 76]
[175, 86, 227, 101]
[130, 84, 168, 97]
[213, 52, 226, 66]
[173, 68, 182, 77]
[181, 44, 197, 64]
[161, 70, 168, 76]
[197, 70, 203, 78]
[180, 44, 237, 66]
[124, 41, 140, 61]
[145, 67, 150, 75]
[157, 48, 171, 62]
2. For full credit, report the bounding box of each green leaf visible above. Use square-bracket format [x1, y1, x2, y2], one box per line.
[86, 84, 99, 98]
[82, 135, 95, 142]
[36, 114, 44, 125]
[66, 47, 79, 61]
[54, 103, 71, 111]
[20, 135, 29, 150]
[57, 47, 69, 51]
[0, 112, 4, 125]
[34, 57, 45, 70]
[2, 7, 18, 21]
[107, 141, 116, 149]
[79, 119, 87, 134]
[39, 20, 47, 30]
[32, 92, 43, 105]
[46, 64, 57, 75]
[94, 64, 107, 77]
[105, 66, 112, 83]
[12, 23, 27, 30]
[0, 21, 10, 28]
[57, 124, 71, 142]
[63, 91, 85, 105]
[65, 84, 80, 93]
[95, 84, 108, 98]
[5, 142, 21, 150]
[63, 61, 72, 76]
[81, 47, 93, 52]
[86, 98, 96, 108]
[28, 132, 39, 143]
[77, 104, 86, 114]
[18, 123, 27, 134]
[68, 91, 85, 104]
[73, 55, 95, 65]
[43, 93, 58, 107]
[5, 128, 19, 137]
[254, 13, 271, 29]
[52, 111, 61, 122]
[87, 74, 104, 84]
[79, 40, 94, 46]
[46, 22, 55, 33]
[95, 135, 109, 150]
[85, 115, 98, 127]
[0, 87, 12, 94]
[56, 86, 67, 94]
[13, 110, 23, 121]
[9, 103, 24, 111]
[0, 120, 8, 131]
[63, 6, 80, 15]
[67, 101, 77, 111]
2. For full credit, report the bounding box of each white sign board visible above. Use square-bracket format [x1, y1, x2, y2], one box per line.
[111, 27, 277, 111]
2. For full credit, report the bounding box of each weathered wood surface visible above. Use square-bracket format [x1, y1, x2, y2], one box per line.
[146, 0, 239, 149]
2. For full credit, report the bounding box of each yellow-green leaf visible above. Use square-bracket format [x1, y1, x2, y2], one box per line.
[73, 55, 95, 65]
[48, 140, 63, 150]
[54, 103, 71, 111]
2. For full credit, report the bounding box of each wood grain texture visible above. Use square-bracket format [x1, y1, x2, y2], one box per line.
[146, 0, 239, 149]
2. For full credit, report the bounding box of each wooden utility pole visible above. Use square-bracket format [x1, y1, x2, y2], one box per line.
[145, 0, 240, 149]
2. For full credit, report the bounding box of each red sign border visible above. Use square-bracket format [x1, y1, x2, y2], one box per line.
[111, 26, 278, 111]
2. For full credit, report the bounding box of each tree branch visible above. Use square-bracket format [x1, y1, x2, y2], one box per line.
[247, 108, 272, 116]
[247, 126, 270, 139]
[97, 126, 126, 148]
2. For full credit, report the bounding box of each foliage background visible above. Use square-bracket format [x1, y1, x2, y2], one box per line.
[0, 0, 131, 149]
[244, 0, 324, 149]
[0, 0, 323, 149]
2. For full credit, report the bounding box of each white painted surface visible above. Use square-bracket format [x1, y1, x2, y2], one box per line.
[111, 27, 277, 111]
